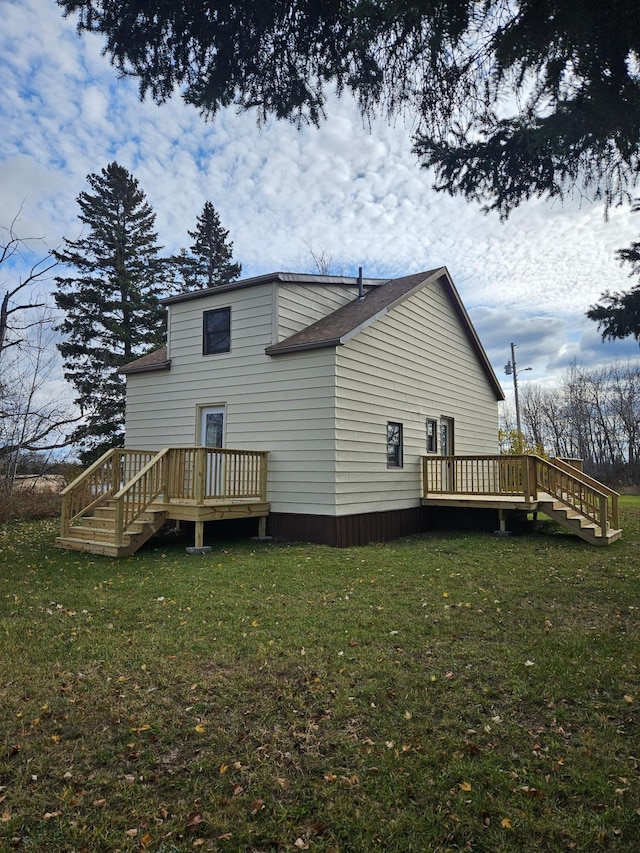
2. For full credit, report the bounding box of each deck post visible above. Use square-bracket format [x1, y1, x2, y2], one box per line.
[60, 494, 71, 538]
[113, 450, 122, 492]
[611, 494, 619, 530]
[528, 455, 538, 500]
[195, 448, 206, 505]
[259, 452, 268, 502]
[521, 454, 530, 501]
[599, 495, 608, 534]
[195, 520, 204, 548]
[114, 497, 124, 548]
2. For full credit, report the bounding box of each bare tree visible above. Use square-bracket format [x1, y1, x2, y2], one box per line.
[1, 215, 79, 486]
[300, 240, 341, 276]
[513, 361, 640, 485]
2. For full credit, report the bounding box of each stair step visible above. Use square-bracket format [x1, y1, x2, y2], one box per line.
[55, 536, 129, 558]
[58, 508, 168, 557]
[67, 526, 115, 543]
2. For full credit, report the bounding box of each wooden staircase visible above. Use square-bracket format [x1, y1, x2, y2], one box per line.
[536, 457, 622, 546]
[56, 500, 168, 557]
[538, 494, 623, 546]
[423, 454, 622, 546]
[56, 447, 270, 557]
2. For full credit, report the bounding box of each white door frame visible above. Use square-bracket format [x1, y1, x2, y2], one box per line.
[440, 416, 455, 491]
[197, 405, 226, 498]
[198, 405, 226, 448]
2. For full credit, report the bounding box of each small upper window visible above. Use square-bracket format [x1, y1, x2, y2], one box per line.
[426, 418, 438, 453]
[203, 307, 231, 355]
[387, 422, 403, 468]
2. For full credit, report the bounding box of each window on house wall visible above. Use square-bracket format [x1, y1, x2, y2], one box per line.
[203, 307, 231, 355]
[387, 422, 403, 467]
[426, 418, 438, 453]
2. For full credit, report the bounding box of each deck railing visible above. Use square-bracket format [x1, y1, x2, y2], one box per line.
[60, 449, 158, 537]
[422, 455, 537, 500]
[537, 456, 619, 531]
[422, 454, 619, 534]
[112, 448, 170, 547]
[60, 447, 269, 539]
[166, 448, 269, 502]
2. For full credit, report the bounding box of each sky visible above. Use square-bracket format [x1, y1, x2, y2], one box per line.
[2, 0, 640, 413]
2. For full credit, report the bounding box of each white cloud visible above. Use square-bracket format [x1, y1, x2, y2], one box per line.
[1, 0, 639, 393]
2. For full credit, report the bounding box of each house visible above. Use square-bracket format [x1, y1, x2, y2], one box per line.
[118, 267, 504, 546]
[56, 267, 621, 554]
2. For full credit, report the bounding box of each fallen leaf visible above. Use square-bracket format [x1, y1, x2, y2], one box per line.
[43, 811, 62, 820]
[194, 724, 206, 733]
[624, 694, 634, 703]
[125, 828, 138, 837]
[2, 810, 10, 822]
[250, 798, 264, 815]
[501, 817, 512, 829]
[186, 812, 204, 831]
[92, 799, 107, 807]
[459, 781, 472, 792]
[217, 832, 233, 840]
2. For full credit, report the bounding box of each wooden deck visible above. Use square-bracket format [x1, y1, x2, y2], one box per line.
[56, 449, 622, 556]
[422, 455, 622, 545]
[56, 447, 269, 556]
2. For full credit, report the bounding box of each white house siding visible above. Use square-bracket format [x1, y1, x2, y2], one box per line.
[124, 282, 339, 515]
[334, 280, 500, 515]
[276, 283, 360, 341]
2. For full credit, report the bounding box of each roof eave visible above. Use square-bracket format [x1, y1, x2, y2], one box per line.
[120, 360, 172, 376]
[265, 338, 343, 356]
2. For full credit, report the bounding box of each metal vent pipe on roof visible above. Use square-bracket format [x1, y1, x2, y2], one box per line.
[357, 266, 364, 300]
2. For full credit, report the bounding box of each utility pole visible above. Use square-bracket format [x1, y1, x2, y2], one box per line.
[504, 342, 531, 449]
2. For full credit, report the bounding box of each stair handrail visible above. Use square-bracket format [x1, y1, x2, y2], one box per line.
[534, 456, 614, 533]
[60, 448, 120, 537]
[111, 448, 170, 547]
[550, 457, 620, 529]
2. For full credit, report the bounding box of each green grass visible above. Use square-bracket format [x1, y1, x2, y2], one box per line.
[1, 501, 639, 852]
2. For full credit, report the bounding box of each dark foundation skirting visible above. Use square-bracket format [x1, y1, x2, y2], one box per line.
[267, 507, 424, 547]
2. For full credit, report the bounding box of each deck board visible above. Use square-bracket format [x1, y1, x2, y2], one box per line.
[422, 493, 544, 511]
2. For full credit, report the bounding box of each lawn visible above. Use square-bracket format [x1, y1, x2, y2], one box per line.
[1, 501, 639, 852]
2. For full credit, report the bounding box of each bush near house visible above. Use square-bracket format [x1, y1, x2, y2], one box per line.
[0, 485, 62, 524]
[0, 501, 638, 851]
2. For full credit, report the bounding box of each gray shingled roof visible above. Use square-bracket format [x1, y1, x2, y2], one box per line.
[265, 270, 439, 355]
[119, 268, 504, 401]
[119, 347, 170, 375]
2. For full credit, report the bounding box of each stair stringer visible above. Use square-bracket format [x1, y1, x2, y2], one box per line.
[537, 497, 622, 546]
[55, 505, 168, 557]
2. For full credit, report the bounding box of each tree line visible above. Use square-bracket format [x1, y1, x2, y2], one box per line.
[500, 362, 640, 487]
[1, 163, 241, 483]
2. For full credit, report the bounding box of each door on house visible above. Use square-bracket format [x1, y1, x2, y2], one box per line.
[440, 417, 455, 492]
[200, 407, 225, 497]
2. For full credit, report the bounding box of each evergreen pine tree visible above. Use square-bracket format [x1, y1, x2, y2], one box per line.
[588, 198, 640, 345]
[175, 201, 241, 290]
[53, 162, 170, 464]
